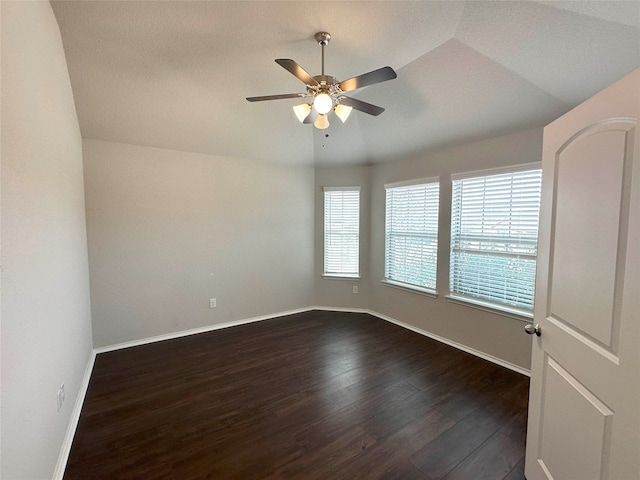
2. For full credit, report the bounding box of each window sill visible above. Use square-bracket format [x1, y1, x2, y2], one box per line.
[445, 294, 532, 322]
[381, 279, 438, 298]
[323, 274, 361, 280]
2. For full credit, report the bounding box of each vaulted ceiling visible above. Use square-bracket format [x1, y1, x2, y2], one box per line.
[51, 1, 640, 166]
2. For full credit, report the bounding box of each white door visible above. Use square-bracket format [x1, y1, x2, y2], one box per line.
[525, 69, 639, 480]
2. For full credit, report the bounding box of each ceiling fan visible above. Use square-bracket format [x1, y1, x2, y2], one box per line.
[246, 32, 397, 129]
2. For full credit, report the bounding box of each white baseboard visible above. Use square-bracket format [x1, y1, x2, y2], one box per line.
[94, 306, 314, 354]
[312, 305, 370, 314]
[53, 350, 96, 480]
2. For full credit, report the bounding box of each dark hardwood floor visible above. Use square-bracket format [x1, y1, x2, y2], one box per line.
[64, 310, 529, 479]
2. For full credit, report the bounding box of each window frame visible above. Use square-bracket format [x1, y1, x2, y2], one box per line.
[447, 163, 542, 319]
[383, 177, 440, 296]
[323, 186, 361, 279]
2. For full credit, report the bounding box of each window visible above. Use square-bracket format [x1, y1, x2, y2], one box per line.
[385, 178, 440, 293]
[323, 187, 360, 277]
[449, 165, 542, 315]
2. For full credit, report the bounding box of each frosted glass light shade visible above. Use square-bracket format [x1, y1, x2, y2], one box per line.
[335, 104, 353, 123]
[314, 114, 330, 129]
[293, 103, 311, 122]
[313, 93, 333, 114]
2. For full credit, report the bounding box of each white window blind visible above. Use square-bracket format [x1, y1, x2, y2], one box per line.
[449, 165, 542, 313]
[385, 179, 440, 291]
[324, 187, 360, 276]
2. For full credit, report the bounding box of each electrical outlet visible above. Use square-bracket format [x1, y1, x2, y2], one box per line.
[56, 383, 65, 412]
[353, 285, 358, 294]
[209, 298, 217, 308]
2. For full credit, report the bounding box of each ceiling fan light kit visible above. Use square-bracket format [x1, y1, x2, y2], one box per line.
[313, 92, 333, 114]
[335, 104, 352, 123]
[293, 103, 312, 122]
[314, 114, 330, 130]
[246, 32, 397, 129]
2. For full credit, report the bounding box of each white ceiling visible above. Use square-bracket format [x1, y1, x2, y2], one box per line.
[51, 1, 640, 166]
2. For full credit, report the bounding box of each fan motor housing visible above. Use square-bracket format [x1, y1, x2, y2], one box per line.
[313, 75, 336, 86]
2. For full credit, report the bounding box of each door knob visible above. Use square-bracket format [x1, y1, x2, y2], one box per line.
[525, 323, 541, 336]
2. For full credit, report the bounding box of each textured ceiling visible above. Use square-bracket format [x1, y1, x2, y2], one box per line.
[51, 1, 640, 166]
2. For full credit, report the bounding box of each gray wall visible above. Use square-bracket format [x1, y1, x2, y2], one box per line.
[83, 139, 315, 347]
[1, 2, 94, 478]
[315, 128, 543, 370]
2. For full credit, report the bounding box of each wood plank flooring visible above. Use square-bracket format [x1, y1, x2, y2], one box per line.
[64, 310, 529, 479]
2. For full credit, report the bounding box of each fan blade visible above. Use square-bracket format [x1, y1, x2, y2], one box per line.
[303, 107, 318, 124]
[275, 59, 319, 86]
[338, 66, 397, 92]
[246, 93, 307, 102]
[339, 96, 385, 116]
